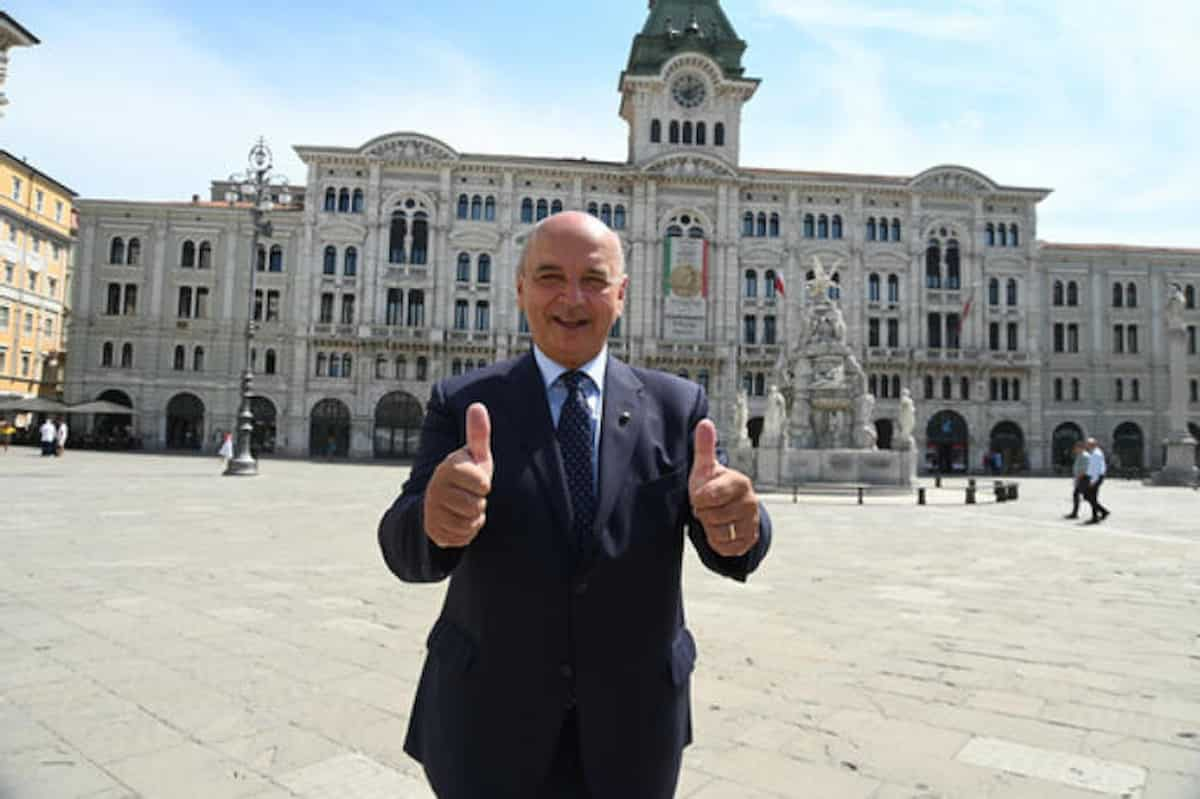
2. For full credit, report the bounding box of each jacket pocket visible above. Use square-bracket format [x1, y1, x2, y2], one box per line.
[669, 627, 697, 686]
[426, 617, 476, 674]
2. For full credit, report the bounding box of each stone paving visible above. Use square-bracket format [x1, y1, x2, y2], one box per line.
[1, 449, 1198, 798]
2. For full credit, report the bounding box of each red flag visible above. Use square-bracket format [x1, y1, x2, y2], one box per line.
[957, 286, 974, 333]
[773, 272, 786, 297]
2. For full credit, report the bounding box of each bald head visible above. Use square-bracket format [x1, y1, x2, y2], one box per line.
[517, 211, 625, 281]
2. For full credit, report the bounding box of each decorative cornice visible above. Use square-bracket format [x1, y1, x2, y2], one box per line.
[642, 152, 738, 180]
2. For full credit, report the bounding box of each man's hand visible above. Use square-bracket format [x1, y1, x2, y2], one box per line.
[688, 419, 760, 557]
[423, 403, 493, 548]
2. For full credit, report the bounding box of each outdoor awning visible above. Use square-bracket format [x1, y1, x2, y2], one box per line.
[67, 400, 137, 415]
[0, 397, 70, 413]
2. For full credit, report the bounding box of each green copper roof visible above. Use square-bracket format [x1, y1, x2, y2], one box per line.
[624, 1, 748, 79]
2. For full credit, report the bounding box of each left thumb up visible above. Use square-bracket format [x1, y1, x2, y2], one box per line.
[689, 419, 721, 494]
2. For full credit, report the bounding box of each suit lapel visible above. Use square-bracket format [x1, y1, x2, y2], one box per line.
[504, 353, 571, 539]
[593, 356, 644, 540]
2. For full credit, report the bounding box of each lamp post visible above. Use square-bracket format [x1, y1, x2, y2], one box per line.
[224, 137, 290, 476]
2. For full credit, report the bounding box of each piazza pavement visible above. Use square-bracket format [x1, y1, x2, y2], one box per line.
[0, 449, 1198, 799]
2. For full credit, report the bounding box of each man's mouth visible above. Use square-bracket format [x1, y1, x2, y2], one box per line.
[553, 317, 589, 330]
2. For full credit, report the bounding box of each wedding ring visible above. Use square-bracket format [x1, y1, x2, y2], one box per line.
[728, 524, 737, 542]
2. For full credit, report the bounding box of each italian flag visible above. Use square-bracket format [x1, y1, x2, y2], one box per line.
[662, 237, 709, 297]
[773, 272, 786, 297]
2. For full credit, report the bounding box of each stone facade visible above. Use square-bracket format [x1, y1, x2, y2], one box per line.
[65, 2, 1200, 470]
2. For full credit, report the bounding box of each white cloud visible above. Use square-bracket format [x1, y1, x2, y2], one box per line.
[760, 0, 991, 41]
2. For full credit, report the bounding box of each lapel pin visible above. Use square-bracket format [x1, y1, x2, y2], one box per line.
[618, 411, 631, 426]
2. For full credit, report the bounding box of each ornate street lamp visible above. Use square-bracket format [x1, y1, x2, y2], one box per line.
[224, 137, 290, 476]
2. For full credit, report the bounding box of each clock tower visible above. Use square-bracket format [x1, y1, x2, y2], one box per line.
[619, 0, 760, 167]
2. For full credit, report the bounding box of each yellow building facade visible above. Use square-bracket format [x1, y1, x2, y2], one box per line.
[0, 150, 76, 398]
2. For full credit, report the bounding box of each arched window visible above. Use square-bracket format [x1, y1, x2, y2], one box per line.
[416, 356, 428, 381]
[316, 353, 327, 376]
[102, 342, 114, 366]
[389, 211, 407, 263]
[998, 224, 1008, 247]
[714, 123, 725, 146]
[352, 189, 364, 213]
[986, 223, 995, 246]
[536, 199, 549, 221]
[925, 240, 942, 289]
[181, 240, 195, 267]
[126, 237, 141, 265]
[344, 247, 357, 276]
[650, 119, 662, 143]
[394, 356, 406, 379]
[193, 346, 205, 372]
[456, 252, 470, 282]
[1186, 285, 1196, 308]
[756, 212, 767, 237]
[457, 194, 469, 219]
[265, 349, 276, 375]
[324, 188, 336, 212]
[477, 254, 491, 284]
[198, 241, 211, 269]
[924, 375, 935, 399]
[942, 376, 952, 400]
[945, 240, 961, 289]
[256, 244, 267, 272]
[1112, 282, 1123, 307]
[337, 188, 350, 213]
[696, 122, 706, 145]
[411, 212, 429, 264]
[1067, 281, 1078, 306]
[669, 120, 680, 144]
[887, 274, 899, 303]
[484, 196, 496, 221]
[682, 121, 693, 144]
[868, 273, 881, 302]
[173, 345, 185, 370]
[1010, 224, 1019, 246]
[551, 199, 563, 215]
[1131, 378, 1140, 402]
[520, 198, 534, 224]
[832, 215, 843, 239]
[988, 278, 1000, 305]
[613, 205, 626, 230]
[961, 377, 970, 400]
[744, 270, 758, 298]
[1053, 281, 1064, 306]
[1006, 278, 1018, 306]
[342, 354, 353, 378]
[1126, 282, 1137, 308]
[765, 270, 777, 299]
[769, 213, 780, 237]
[600, 204, 612, 227]
[109, 237, 125, 264]
[866, 218, 876, 241]
[878, 219, 889, 242]
[891, 219, 901, 241]
[588, 202, 599, 217]
[471, 195, 483, 220]
[451, 359, 463, 377]
[376, 356, 388, 379]
[328, 354, 340, 378]
[817, 214, 829, 239]
[475, 301, 490, 331]
[803, 214, 814, 238]
[269, 245, 283, 272]
[1115, 378, 1124, 402]
[891, 375, 901, 397]
[323, 246, 337, 275]
[742, 212, 754, 236]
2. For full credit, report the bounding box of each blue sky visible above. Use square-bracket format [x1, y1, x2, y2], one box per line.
[4, 0, 1197, 247]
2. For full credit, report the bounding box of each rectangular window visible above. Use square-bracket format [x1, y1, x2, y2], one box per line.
[34, 189, 43, 213]
[254, 289, 264, 321]
[1068, 324, 1079, 353]
[1053, 323, 1064, 353]
[107, 283, 121, 315]
[27, 271, 36, 291]
[319, 293, 334, 323]
[0, 347, 6, 373]
[454, 300, 469, 330]
[989, 322, 1000, 351]
[1127, 325, 1138, 354]
[55, 200, 63, 223]
[177, 287, 193, 318]
[11, 176, 21, 201]
[743, 315, 757, 345]
[1007, 322, 1018, 351]
[887, 318, 899, 348]
[927, 313, 941, 349]
[23, 312, 32, 333]
[4, 263, 12, 282]
[195, 287, 209, 319]
[266, 290, 280, 322]
[1189, 325, 1197, 355]
[475, 302, 490, 331]
[20, 352, 30, 376]
[868, 317, 880, 347]
[1113, 324, 1124, 354]
[386, 289, 402, 326]
[0, 305, 7, 328]
[43, 317, 52, 336]
[47, 277, 57, 297]
[946, 315, 961, 349]
[408, 294, 425, 327]
[123, 284, 137, 315]
[340, 294, 355, 324]
[763, 315, 776, 345]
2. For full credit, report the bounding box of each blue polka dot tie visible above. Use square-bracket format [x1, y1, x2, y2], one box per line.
[557, 371, 595, 565]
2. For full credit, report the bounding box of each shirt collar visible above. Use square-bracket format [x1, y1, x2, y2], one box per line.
[533, 344, 607, 393]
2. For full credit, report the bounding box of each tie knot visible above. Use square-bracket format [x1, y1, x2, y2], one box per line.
[560, 371, 587, 394]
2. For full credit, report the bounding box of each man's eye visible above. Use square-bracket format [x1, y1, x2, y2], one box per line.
[535, 274, 566, 287]
[582, 277, 610, 292]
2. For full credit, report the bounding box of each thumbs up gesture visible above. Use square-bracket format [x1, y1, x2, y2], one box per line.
[424, 403, 494, 548]
[688, 419, 760, 557]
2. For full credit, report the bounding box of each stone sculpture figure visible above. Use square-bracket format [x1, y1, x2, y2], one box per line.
[734, 391, 750, 447]
[1167, 283, 1186, 332]
[856, 393, 878, 450]
[897, 388, 916, 450]
[763, 384, 787, 444]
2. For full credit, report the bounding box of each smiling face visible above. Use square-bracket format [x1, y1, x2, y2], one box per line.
[517, 212, 627, 369]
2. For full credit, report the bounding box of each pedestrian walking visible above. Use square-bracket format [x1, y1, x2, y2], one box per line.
[1063, 441, 1089, 519]
[38, 417, 56, 456]
[54, 417, 68, 456]
[218, 431, 234, 468]
[0, 418, 13, 452]
[1083, 437, 1110, 524]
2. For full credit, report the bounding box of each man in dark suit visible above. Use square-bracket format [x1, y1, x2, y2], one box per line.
[379, 211, 772, 798]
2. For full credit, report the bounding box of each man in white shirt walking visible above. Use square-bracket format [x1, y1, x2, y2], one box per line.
[1084, 437, 1110, 524]
[55, 417, 68, 456]
[38, 417, 57, 457]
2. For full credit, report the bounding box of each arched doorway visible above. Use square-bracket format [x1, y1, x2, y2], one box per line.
[989, 421, 1026, 473]
[1051, 422, 1084, 474]
[250, 396, 277, 455]
[1112, 421, 1144, 472]
[374, 391, 424, 459]
[748, 416, 764, 448]
[874, 419, 894, 450]
[926, 410, 968, 473]
[95, 389, 134, 448]
[166, 393, 204, 450]
[309, 398, 351, 457]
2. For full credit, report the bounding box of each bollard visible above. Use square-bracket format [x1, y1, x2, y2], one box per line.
[793, 484, 798, 503]
[857, 486, 864, 505]
[966, 486, 976, 504]
[1007, 482, 1018, 501]
[968, 478, 976, 490]
[994, 480, 1007, 503]
[935, 474, 942, 488]
[917, 486, 926, 505]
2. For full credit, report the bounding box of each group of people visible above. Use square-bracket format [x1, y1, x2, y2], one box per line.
[37, 416, 69, 457]
[1066, 437, 1110, 524]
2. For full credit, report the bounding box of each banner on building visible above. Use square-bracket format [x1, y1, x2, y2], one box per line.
[662, 236, 708, 341]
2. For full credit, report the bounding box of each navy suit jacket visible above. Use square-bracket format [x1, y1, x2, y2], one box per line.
[378, 352, 771, 798]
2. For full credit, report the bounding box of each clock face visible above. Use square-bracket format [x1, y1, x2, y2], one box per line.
[671, 74, 707, 109]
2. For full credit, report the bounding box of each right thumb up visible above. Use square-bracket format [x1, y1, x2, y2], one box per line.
[465, 402, 493, 477]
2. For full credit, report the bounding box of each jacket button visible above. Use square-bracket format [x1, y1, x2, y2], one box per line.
[573, 580, 588, 595]
[560, 663, 573, 679]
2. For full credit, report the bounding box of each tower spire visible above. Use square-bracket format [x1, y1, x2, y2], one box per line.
[624, 0, 748, 79]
